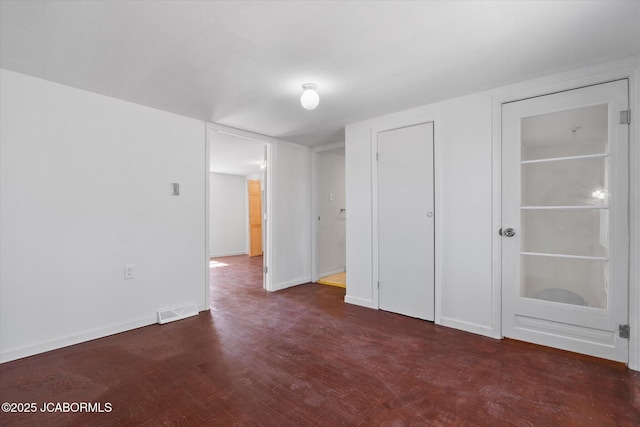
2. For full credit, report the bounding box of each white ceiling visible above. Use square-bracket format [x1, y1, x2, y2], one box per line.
[1, 1, 639, 147]
[210, 132, 265, 176]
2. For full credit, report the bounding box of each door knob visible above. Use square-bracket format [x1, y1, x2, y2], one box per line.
[502, 228, 516, 237]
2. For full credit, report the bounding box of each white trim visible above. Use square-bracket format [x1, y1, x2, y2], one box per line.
[628, 66, 640, 371]
[206, 122, 274, 292]
[370, 114, 442, 323]
[216, 130, 267, 145]
[521, 205, 608, 210]
[204, 124, 211, 310]
[492, 56, 639, 105]
[520, 252, 609, 261]
[440, 316, 495, 338]
[311, 151, 320, 282]
[209, 251, 248, 258]
[371, 127, 379, 309]
[311, 141, 345, 153]
[244, 177, 250, 255]
[344, 295, 377, 310]
[0, 314, 157, 363]
[433, 119, 443, 325]
[272, 276, 312, 292]
[491, 56, 640, 369]
[264, 139, 274, 291]
[521, 153, 608, 164]
[318, 268, 346, 279]
[491, 91, 504, 339]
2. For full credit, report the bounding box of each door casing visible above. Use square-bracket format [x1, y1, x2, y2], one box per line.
[311, 141, 346, 283]
[206, 123, 274, 297]
[500, 79, 629, 362]
[491, 61, 640, 370]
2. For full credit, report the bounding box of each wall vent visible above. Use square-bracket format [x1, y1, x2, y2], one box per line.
[157, 302, 198, 325]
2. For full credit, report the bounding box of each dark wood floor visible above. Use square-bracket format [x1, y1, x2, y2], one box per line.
[1, 254, 639, 426]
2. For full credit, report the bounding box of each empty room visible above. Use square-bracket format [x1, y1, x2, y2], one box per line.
[1, 1, 639, 425]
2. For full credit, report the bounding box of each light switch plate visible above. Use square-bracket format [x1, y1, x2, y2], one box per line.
[124, 264, 135, 279]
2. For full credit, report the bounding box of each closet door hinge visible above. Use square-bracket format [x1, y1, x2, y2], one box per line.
[264, 266, 268, 274]
[376, 152, 379, 161]
[619, 110, 630, 125]
[619, 324, 630, 339]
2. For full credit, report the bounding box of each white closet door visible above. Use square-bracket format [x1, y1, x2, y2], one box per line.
[501, 80, 629, 362]
[377, 122, 435, 320]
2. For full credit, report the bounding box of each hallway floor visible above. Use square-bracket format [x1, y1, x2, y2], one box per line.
[317, 271, 346, 288]
[0, 255, 639, 425]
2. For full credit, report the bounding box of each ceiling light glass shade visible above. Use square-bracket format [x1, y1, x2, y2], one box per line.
[300, 84, 319, 110]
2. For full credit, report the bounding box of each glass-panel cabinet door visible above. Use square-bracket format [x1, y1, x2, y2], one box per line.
[501, 79, 629, 363]
[520, 104, 609, 309]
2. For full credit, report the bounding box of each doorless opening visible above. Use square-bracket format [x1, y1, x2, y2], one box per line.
[311, 143, 347, 287]
[206, 124, 273, 305]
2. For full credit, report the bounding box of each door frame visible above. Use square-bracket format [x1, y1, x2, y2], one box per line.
[491, 61, 640, 369]
[206, 122, 274, 300]
[371, 115, 443, 322]
[311, 141, 346, 282]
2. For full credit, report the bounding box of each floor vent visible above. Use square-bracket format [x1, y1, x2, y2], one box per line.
[157, 302, 199, 325]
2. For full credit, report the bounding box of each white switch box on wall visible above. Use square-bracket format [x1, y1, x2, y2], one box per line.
[124, 264, 135, 279]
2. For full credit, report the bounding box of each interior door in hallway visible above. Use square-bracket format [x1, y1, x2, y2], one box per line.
[501, 80, 629, 362]
[377, 122, 435, 321]
[248, 179, 262, 257]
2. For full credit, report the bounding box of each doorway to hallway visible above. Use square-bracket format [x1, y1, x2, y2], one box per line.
[207, 123, 273, 298]
[312, 143, 347, 289]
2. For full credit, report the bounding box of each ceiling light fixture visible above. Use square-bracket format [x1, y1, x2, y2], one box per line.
[300, 83, 319, 110]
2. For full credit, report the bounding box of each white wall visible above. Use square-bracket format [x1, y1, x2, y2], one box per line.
[345, 57, 640, 370]
[0, 69, 207, 362]
[209, 172, 247, 257]
[317, 151, 346, 277]
[271, 140, 312, 290]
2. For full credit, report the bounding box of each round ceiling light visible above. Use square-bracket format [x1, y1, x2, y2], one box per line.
[300, 83, 319, 110]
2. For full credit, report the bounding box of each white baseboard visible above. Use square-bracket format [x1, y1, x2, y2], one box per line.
[344, 295, 377, 309]
[0, 315, 157, 364]
[1, 303, 212, 364]
[318, 268, 346, 279]
[209, 251, 247, 258]
[272, 276, 311, 292]
[439, 316, 497, 339]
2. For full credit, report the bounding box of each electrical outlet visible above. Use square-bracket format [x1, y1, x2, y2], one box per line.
[124, 264, 135, 279]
